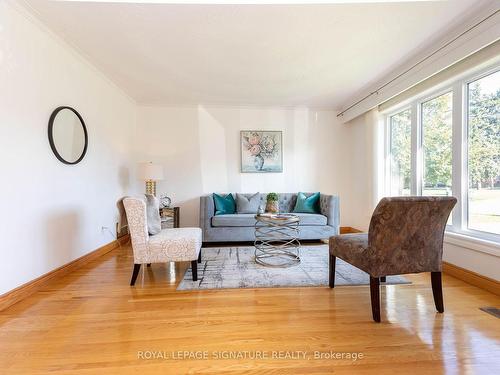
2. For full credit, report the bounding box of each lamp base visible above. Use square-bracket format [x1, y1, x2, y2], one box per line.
[145, 180, 156, 196]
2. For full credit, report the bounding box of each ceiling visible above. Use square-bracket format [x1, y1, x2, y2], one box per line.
[23, 0, 482, 108]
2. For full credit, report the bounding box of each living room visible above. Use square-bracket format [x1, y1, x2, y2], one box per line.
[0, 0, 499, 373]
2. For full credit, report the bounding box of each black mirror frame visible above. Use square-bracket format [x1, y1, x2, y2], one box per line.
[48, 106, 88, 165]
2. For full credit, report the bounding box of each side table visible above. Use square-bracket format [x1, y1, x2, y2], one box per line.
[254, 213, 301, 268]
[160, 207, 180, 229]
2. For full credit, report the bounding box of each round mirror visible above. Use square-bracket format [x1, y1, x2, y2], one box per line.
[48, 106, 88, 165]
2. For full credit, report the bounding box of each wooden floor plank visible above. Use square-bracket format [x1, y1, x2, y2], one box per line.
[0, 244, 499, 374]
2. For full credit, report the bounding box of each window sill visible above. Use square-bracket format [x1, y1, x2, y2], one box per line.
[444, 231, 500, 258]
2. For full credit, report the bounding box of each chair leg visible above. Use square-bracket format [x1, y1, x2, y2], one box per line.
[370, 276, 381, 322]
[329, 254, 336, 288]
[431, 271, 444, 313]
[198, 249, 202, 264]
[191, 260, 198, 281]
[380, 276, 386, 283]
[130, 264, 141, 286]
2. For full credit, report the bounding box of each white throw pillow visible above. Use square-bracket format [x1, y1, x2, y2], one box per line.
[144, 194, 161, 235]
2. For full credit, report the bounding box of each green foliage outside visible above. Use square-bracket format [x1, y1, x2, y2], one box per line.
[422, 92, 452, 189]
[389, 110, 411, 193]
[468, 82, 500, 189]
[390, 73, 499, 234]
[390, 81, 499, 191]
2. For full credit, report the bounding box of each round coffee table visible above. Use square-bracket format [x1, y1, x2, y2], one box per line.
[254, 213, 301, 267]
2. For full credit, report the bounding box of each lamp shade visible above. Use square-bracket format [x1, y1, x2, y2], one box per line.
[138, 162, 164, 181]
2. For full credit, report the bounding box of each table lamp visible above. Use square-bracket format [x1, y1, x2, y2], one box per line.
[139, 162, 164, 196]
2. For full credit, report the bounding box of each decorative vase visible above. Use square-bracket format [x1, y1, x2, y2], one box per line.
[266, 200, 279, 213]
[254, 154, 264, 171]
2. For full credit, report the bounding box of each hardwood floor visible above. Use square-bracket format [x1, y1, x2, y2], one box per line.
[0, 243, 499, 374]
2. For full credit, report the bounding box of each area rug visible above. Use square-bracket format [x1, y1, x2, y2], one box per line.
[177, 245, 410, 291]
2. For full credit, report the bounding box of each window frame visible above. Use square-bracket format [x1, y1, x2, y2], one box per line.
[384, 63, 500, 242]
[463, 66, 500, 242]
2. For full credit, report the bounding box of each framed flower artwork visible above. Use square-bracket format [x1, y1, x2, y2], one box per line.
[240, 130, 283, 173]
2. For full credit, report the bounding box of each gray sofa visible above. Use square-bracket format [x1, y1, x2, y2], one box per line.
[200, 193, 340, 243]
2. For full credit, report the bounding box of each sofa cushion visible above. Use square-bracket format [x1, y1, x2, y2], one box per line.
[236, 192, 261, 214]
[295, 213, 328, 226]
[293, 192, 321, 214]
[213, 193, 236, 215]
[211, 213, 327, 227]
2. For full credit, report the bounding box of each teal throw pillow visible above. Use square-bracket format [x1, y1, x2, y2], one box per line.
[213, 193, 236, 215]
[293, 192, 320, 214]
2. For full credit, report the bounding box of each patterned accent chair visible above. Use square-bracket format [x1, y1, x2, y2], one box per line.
[123, 197, 202, 286]
[329, 196, 457, 322]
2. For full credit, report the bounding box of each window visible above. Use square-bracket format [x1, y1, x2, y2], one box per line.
[422, 92, 453, 198]
[385, 65, 500, 240]
[389, 109, 411, 196]
[422, 92, 453, 224]
[466, 71, 500, 235]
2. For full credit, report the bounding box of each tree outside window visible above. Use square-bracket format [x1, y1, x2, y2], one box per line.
[467, 71, 500, 234]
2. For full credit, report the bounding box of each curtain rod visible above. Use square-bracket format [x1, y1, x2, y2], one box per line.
[337, 9, 500, 118]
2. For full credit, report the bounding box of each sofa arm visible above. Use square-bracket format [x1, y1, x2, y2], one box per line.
[320, 194, 340, 229]
[199, 195, 215, 231]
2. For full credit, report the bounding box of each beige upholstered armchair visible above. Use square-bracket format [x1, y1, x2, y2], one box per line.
[123, 197, 202, 286]
[329, 196, 457, 322]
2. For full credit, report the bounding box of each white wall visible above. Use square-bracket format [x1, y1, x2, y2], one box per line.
[0, 1, 137, 294]
[340, 109, 385, 231]
[135, 105, 353, 227]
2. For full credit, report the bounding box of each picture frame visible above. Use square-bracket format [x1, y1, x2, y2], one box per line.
[240, 130, 283, 173]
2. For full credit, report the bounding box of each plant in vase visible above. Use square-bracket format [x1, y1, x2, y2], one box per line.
[266, 192, 279, 213]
